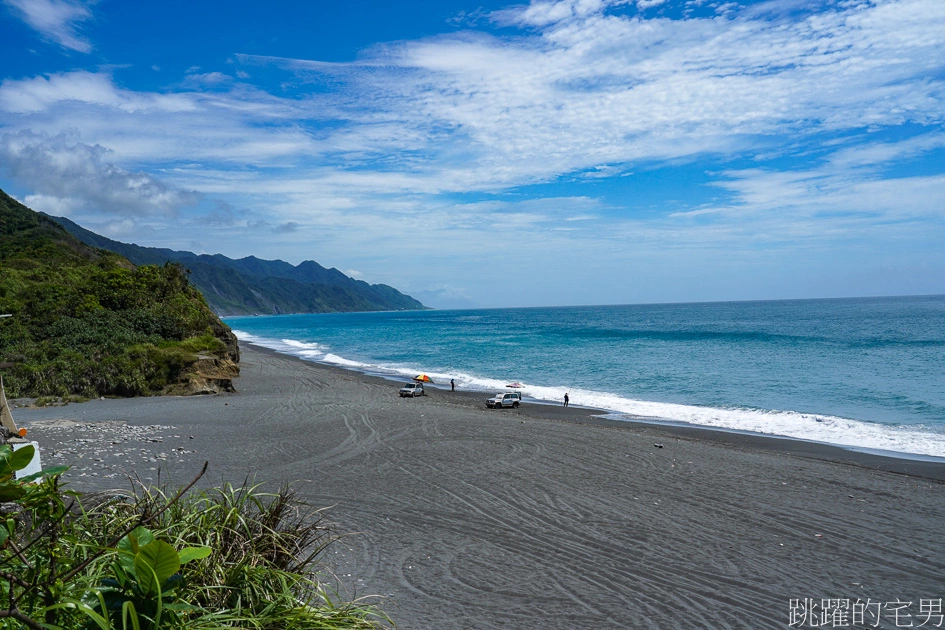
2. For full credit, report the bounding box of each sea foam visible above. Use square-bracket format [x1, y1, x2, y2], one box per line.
[231, 330, 945, 459]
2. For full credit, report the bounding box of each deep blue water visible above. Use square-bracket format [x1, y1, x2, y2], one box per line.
[225, 295, 945, 458]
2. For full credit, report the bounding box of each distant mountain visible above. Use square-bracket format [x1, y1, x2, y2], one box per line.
[47, 215, 427, 316]
[411, 288, 479, 310]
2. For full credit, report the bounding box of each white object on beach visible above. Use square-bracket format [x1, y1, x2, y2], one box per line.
[13, 441, 42, 480]
[2, 377, 43, 479]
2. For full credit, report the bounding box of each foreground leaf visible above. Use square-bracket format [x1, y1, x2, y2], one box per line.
[135, 539, 181, 596]
[178, 546, 211, 564]
[0, 483, 26, 501]
[18, 465, 69, 483]
[8, 444, 35, 471]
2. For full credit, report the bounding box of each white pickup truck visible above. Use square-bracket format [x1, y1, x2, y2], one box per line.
[486, 392, 521, 409]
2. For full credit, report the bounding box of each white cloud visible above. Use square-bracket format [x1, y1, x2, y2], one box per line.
[3, 0, 94, 53]
[3, 1, 943, 200]
[0, 71, 195, 114]
[667, 159, 945, 247]
[827, 133, 945, 170]
[0, 0, 944, 304]
[228, 0, 945, 197]
[0, 131, 200, 216]
[0, 71, 317, 171]
[96, 217, 137, 238]
[493, 0, 632, 28]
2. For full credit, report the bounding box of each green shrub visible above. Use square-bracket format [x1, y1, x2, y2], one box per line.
[0, 260, 232, 398]
[172, 334, 227, 355]
[1, 190, 235, 398]
[0, 455, 388, 629]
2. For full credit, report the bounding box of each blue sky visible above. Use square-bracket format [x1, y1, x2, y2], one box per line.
[1, 0, 944, 308]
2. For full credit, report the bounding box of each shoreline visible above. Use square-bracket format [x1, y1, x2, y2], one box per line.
[229, 325, 945, 463]
[16, 342, 945, 629]
[246, 342, 945, 482]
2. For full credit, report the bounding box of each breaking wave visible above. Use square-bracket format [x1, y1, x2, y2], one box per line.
[231, 330, 945, 459]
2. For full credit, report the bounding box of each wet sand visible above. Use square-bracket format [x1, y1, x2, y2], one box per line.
[17, 343, 945, 629]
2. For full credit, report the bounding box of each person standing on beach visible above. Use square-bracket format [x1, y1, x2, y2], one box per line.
[451, 379, 455, 392]
[564, 392, 569, 407]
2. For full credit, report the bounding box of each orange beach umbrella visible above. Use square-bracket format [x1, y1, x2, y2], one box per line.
[414, 374, 434, 383]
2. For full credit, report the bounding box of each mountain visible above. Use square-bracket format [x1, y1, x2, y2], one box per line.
[0, 190, 239, 398]
[47, 215, 427, 316]
[411, 288, 479, 310]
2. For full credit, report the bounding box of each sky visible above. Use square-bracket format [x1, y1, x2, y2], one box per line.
[1, 0, 944, 309]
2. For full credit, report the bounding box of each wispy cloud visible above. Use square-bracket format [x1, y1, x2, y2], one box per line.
[3, 1, 942, 196]
[826, 133, 945, 171]
[709, 166, 945, 225]
[229, 0, 945, 197]
[492, 0, 633, 28]
[0, 71, 195, 114]
[3, 0, 94, 53]
[0, 0, 943, 303]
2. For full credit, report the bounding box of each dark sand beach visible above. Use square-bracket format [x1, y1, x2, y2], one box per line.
[17, 344, 945, 629]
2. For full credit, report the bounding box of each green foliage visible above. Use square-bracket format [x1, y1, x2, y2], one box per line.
[86, 526, 211, 629]
[114, 481, 387, 629]
[0, 444, 73, 627]
[0, 190, 235, 398]
[165, 333, 226, 355]
[0, 443, 36, 501]
[0, 462, 386, 629]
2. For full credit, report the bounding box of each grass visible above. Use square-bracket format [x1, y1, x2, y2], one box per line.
[86, 480, 388, 629]
[0, 476, 389, 629]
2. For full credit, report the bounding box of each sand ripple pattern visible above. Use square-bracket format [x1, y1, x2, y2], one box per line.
[19, 346, 945, 630]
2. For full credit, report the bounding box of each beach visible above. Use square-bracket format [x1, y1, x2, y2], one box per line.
[17, 343, 945, 629]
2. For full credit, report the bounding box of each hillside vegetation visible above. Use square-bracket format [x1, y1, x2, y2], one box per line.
[51, 214, 427, 315]
[0, 190, 238, 398]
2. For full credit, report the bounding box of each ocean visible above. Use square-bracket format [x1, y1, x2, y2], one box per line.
[224, 295, 945, 459]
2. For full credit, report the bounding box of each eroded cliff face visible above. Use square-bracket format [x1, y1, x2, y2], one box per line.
[164, 352, 240, 396]
[165, 322, 241, 395]
[210, 318, 241, 364]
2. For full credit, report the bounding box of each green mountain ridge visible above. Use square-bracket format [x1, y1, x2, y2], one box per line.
[0, 190, 239, 398]
[47, 214, 427, 316]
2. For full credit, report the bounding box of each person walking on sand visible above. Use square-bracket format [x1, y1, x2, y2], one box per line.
[451, 378, 455, 392]
[563, 392, 569, 407]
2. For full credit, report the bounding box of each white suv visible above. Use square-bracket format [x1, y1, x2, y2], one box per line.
[486, 392, 521, 408]
[399, 383, 425, 397]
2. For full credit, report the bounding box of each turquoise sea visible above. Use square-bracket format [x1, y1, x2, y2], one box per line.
[225, 295, 945, 459]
